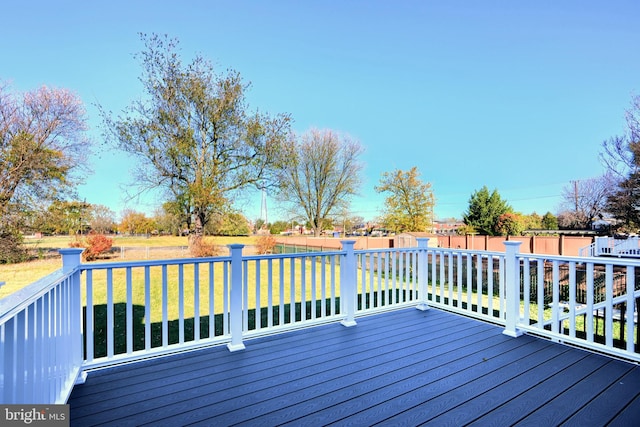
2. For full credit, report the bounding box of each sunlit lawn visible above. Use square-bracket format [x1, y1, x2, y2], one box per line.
[82, 255, 344, 357]
[22, 234, 256, 250]
[0, 235, 257, 299]
[84, 256, 340, 323]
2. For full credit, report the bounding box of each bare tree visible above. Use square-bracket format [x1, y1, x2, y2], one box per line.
[599, 94, 640, 231]
[276, 128, 364, 237]
[600, 94, 640, 180]
[101, 34, 290, 248]
[0, 82, 89, 216]
[0, 81, 90, 261]
[90, 204, 117, 234]
[559, 174, 614, 229]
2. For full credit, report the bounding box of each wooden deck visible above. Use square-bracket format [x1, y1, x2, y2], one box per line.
[69, 308, 640, 426]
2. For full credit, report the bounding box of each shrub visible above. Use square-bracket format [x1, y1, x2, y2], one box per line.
[69, 233, 113, 261]
[256, 234, 276, 254]
[0, 231, 28, 264]
[189, 237, 218, 257]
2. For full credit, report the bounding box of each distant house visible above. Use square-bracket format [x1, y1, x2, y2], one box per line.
[591, 217, 618, 231]
[433, 220, 464, 235]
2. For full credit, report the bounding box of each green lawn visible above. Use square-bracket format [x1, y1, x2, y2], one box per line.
[22, 234, 257, 250]
[0, 235, 257, 299]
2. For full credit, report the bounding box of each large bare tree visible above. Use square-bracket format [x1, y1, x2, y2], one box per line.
[0, 82, 89, 215]
[600, 94, 640, 231]
[559, 175, 614, 229]
[0, 81, 89, 261]
[276, 128, 364, 237]
[101, 34, 291, 247]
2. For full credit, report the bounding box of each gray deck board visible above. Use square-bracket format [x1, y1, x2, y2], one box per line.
[68, 307, 640, 426]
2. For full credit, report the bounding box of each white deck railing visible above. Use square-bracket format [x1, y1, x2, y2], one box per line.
[581, 236, 640, 258]
[0, 248, 85, 404]
[2, 238, 639, 404]
[508, 245, 640, 362]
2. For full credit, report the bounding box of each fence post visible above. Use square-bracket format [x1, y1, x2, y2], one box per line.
[227, 244, 246, 351]
[503, 241, 523, 337]
[416, 238, 430, 311]
[340, 240, 357, 327]
[58, 247, 87, 384]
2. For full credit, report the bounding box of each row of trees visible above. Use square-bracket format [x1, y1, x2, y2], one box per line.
[100, 34, 436, 243]
[461, 186, 558, 236]
[1, 32, 558, 265]
[21, 201, 253, 238]
[3, 32, 638, 263]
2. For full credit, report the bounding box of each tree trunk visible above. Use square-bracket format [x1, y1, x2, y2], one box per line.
[189, 210, 206, 249]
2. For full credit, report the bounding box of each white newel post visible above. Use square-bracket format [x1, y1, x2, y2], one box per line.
[503, 241, 523, 337]
[340, 240, 357, 327]
[416, 238, 430, 311]
[59, 247, 87, 385]
[227, 244, 246, 351]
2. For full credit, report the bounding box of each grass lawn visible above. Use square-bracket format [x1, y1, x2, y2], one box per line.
[84, 255, 345, 358]
[0, 235, 257, 299]
[22, 234, 257, 250]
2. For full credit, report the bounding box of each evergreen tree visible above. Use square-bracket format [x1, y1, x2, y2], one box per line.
[462, 186, 512, 235]
[541, 211, 559, 230]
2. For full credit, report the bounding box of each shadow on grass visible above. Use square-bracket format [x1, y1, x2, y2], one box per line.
[429, 295, 639, 352]
[84, 299, 341, 359]
[84, 289, 418, 359]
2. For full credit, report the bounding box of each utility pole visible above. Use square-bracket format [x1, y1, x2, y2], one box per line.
[571, 180, 579, 213]
[260, 185, 268, 228]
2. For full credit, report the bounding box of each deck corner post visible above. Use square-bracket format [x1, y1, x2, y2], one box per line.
[503, 241, 523, 338]
[227, 244, 246, 351]
[416, 238, 430, 311]
[58, 247, 85, 382]
[340, 240, 357, 327]
[59, 247, 84, 273]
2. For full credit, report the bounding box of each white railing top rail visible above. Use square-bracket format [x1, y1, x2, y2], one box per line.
[518, 251, 640, 267]
[243, 249, 345, 261]
[578, 242, 596, 257]
[78, 255, 232, 270]
[0, 269, 70, 325]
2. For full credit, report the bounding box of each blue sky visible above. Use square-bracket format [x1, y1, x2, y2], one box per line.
[2, 1, 639, 222]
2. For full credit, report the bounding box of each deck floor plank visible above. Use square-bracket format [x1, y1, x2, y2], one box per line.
[609, 393, 640, 426]
[559, 365, 640, 426]
[72, 311, 468, 423]
[96, 312, 488, 426]
[416, 348, 589, 426]
[466, 352, 612, 426]
[68, 307, 640, 427]
[194, 328, 504, 426]
[326, 339, 560, 427]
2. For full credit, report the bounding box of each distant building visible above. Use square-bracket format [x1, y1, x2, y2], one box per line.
[432, 220, 464, 235]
